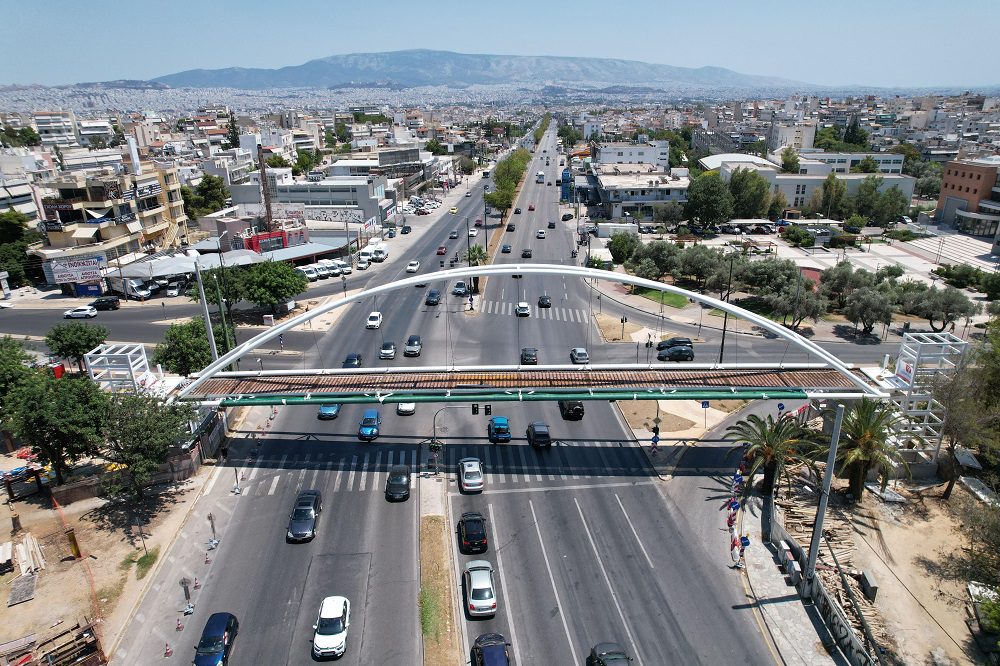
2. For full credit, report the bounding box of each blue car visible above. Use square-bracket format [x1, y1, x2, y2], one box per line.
[487, 416, 511, 443]
[358, 409, 381, 441]
[317, 404, 341, 420]
[194, 612, 238, 666]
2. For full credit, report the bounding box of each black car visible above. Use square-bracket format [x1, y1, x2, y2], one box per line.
[89, 296, 120, 311]
[561, 213, 574, 221]
[657, 345, 694, 362]
[538, 295, 551, 308]
[286, 489, 322, 542]
[513, 208, 522, 214]
[506, 223, 516, 231]
[400, 225, 412, 234]
[194, 612, 239, 666]
[521, 248, 533, 258]
[425, 289, 441, 306]
[384, 465, 411, 501]
[547, 220, 556, 229]
[558, 400, 584, 420]
[458, 511, 488, 553]
[501, 244, 511, 253]
[472, 633, 511, 666]
[520, 347, 538, 364]
[588, 642, 633, 665]
[526, 421, 552, 447]
[656, 337, 693, 351]
[342, 353, 363, 368]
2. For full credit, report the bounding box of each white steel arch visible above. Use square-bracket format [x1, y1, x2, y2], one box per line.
[178, 264, 884, 400]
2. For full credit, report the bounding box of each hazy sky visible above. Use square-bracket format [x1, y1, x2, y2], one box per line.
[4, 0, 996, 88]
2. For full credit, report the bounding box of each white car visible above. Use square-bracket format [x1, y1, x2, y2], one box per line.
[64, 306, 97, 319]
[366, 312, 383, 329]
[570, 347, 590, 364]
[356, 258, 370, 271]
[459, 457, 485, 493]
[465, 191, 472, 197]
[468, 228, 479, 237]
[515, 302, 530, 317]
[536, 230, 546, 239]
[396, 402, 416, 415]
[406, 260, 420, 273]
[166, 282, 182, 297]
[312, 596, 350, 659]
[463, 560, 497, 617]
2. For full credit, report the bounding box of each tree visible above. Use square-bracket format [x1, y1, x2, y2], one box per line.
[819, 261, 874, 310]
[242, 261, 309, 312]
[456, 156, 477, 175]
[852, 175, 883, 222]
[0, 336, 32, 425]
[425, 139, 447, 155]
[5, 375, 107, 485]
[153, 317, 232, 376]
[324, 129, 336, 148]
[608, 232, 641, 264]
[919, 286, 977, 332]
[675, 244, 720, 288]
[915, 174, 942, 198]
[873, 185, 908, 227]
[684, 172, 734, 227]
[0, 126, 40, 148]
[101, 393, 195, 500]
[783, 226, 814, 247]
[726, 414, 817, 497]
[484, 189, 514, 216]
[766, 279, 826, 328]
[45, 322, 108, 371]
[980, 273, 1000, 300]
[335, 123, 350, 143]
[889, 142, 921, 174]
[643, 240, 682, 279]
[780, 146, 800, 174]
[766, 190, 788, 221]
[293, 149, 320, 176]
[844, 287, 893, 335]
[849, 155, 880, 174]
[266, 155, 291, 169]
[0, 209, 31, 245]
[736, 258, 800, 297]
[728, 167, 770, 219]
[189, 266, 245, 319]
[843, 117, 869, 148]
[844, 213, 868, 231]
[651, 201, 684, 226]
[634, 258, 660, 282]
[464, 244, 489, 293]
[181, 174, 230, 220]
[820, 173, 848, 219]
[226, 111, 240, 149]
[830, 398, 914, 501]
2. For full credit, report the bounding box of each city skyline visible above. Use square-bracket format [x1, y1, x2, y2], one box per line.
[3, 0, 997, 89]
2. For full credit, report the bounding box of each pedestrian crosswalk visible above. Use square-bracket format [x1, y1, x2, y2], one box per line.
[481, 300, 590, 322]
[238, 440, 650, 497]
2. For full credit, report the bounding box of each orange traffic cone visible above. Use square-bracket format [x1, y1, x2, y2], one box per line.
[164, 642, 173, 657]
[193, 577, 201, 590]
[176, 618, 184, 631]
[204, 552, 211, 564]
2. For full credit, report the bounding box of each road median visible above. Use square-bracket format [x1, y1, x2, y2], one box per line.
[419, 515, 461, 665]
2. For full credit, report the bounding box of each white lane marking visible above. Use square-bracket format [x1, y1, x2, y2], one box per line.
[574, 498, 642, 663]
[614, 493, 655, 569]
[359, 453, 370, 491]
[483, 447, 494, 484]
[528, 500, 577, 664]
[513, 446, 528, 482]
[371, 451, 383, 492]
[203, 463, 224, 495]
[333, 457, 344, 491]
[495, 446, 508, 484]
[346, 455, 358, 490]
[267, 475, 280, 496]
[489, 503, 524, 666]
[246, 462, 260, 482]
[447, 480, 656, 497]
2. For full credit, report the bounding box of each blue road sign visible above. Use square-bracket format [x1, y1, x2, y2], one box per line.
[777, 402, 785, 411]
[701, 400, 710, 409]
[651, 435, 660, 444]
[740, 536, 751, 547]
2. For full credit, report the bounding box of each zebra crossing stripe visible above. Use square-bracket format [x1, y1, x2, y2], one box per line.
[267, 475, 280, 496]
[358, 453, 370, 491]
[371, 451, 383, 492]
[346, 455, 358, 490]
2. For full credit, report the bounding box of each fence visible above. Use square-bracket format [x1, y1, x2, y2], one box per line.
[765, 497, 878, 666]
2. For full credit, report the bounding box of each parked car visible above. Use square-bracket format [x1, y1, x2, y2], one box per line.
[342, 353, 363, 368]
[396, 402, 416, 415]
[379, 341, 396, 359]
[194, 612, 239, 666]
[64, 306, 97, 319]
[89, 296, 120, 311]
[657, 345, 695, 362]
[384, 465, 411, 501]
[520, 347, 538, 364]
[400, 225, 412, 234]
[366, 311, 383, 329]
[312, 597, 350, 659]
[286, 489, 322, 542]
[570, 347, 590, 364]
[357, 409, 381, 441]
[458, 457, 485, 493]
[317, 404, 341, 420]
[487, 416, 511, 443]
[526, 421, 552, 447]
[464, 560, 498, 617]
[425, 289, 441, 306]
[656, 337, 693, 351]
[558, 400, 585, 420]
[561, 213, 574, 221]
[404, 335, 422, 356]
[588, 642, 633, 665]
[458, 511, 488, 553]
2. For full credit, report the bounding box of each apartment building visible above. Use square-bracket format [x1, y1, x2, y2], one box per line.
[768, 121, 816, 151]
[201, 148, 254, 186]
[32, 111, 79, 147]
[77, 119, 116, 147]
[936, 157, 1000, 240]
[30, 165, 188, 291]
[591, 141, 670, 171]
[591, 163, 689, 219]
[0, 177, 41, 222]
[274, 174, 395, 228]
[796, 149, 904, 174]
[60, 147, 124, 173]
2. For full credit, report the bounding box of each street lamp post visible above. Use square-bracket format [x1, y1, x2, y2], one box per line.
[718, 250, 737, 364]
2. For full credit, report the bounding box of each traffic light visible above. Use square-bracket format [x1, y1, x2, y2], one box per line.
[652, 425, 660, 437]
[472, 404, 479, 415]
[485, 405, 492, 416]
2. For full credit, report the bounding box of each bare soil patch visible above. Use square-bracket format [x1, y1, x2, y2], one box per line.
[616, 400, 695, 432]
[420, 515, 460, 666]
[595, 313, 642, 341]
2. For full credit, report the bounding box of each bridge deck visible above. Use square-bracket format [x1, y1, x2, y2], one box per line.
[187, 368, 859, 400]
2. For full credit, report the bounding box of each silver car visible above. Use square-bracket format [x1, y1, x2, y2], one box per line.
[570, 347, 590, 364]
[463, 560, 497, 617]
[458, 457, 485, 493]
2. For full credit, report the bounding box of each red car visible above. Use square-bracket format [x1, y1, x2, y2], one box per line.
[474, 219, 483, 227]
[527, 204, 535, 211]
[437, 246, 447, 255]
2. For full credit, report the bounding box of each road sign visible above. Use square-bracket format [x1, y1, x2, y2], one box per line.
[701, 400, 710, 409]
[777, 402, 785, 411]
[650, 435, 660, 444]
[652, 416, 661, 425]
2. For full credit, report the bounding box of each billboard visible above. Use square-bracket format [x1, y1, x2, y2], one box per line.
[51, 256, 104, 283]
[894, 358, 914, 384]
[304, 206, 364, 224]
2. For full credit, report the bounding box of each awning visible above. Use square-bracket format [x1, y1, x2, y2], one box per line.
[125, 221, 143, 233]
[86, 207, 111, 219]
[71, 226, 99, 239]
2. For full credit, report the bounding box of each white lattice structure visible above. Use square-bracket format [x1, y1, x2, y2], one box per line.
[85, 343, 155, 393]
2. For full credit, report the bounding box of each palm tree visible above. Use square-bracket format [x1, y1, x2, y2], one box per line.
[464, 244, 489, 294]
[726, 413, 817, 497]
[831, 398, 915, 501]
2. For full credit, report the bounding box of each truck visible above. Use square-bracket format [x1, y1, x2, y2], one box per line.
[106, 276, 151, 300]
[535, 171, 545, 184]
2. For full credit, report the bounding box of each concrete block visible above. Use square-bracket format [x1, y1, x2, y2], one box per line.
[860, 570, 878, 601]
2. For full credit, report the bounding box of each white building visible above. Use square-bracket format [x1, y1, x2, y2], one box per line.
[795, 149, 904, 174]
[274, 175, 394, 227]
[768, 121, 816, 151]
[591, 163, 689, 219]
[0, 177, 41, 222]
[60, 147, 124, 173]
[592, 141, 670, 171]
[201, 148, 254, 186]
[77, 119, 116, 147]
[32, 111, 79, 147]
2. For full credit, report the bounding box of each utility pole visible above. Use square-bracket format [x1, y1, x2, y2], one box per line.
[194, 261, 218, 361]
[806, 404, 845, 580]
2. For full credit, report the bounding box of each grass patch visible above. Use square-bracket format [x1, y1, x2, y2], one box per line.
[135, 546, 160, 580]
[419, 586, 440, 638]
[419, 515, 458, 665]
[634, 287, 689, 309]
[96, 574, 127, 618]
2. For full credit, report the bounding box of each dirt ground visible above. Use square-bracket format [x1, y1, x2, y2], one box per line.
[845, 483, 983, 665]
[617, 400, 694, 432]
[420, 515, 459, 666]
[595, 312, 643, 341]
[0, 473, 199, 649]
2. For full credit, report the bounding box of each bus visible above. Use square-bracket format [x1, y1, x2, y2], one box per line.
[535, 171, 545, 184]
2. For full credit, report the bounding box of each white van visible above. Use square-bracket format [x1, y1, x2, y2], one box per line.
[372, 247, 388, 262]
[297, 266, 318, 282]
[330, 258, 352, 275]
[317, 259, 342, 276]
[358, 248, 374, 263]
